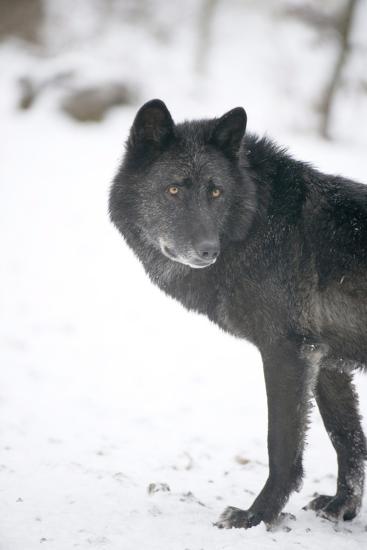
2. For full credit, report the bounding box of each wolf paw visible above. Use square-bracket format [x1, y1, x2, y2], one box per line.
[214, 506, 263, 529]
[305, 494, 334, 512]
[305, 494, 359, 521]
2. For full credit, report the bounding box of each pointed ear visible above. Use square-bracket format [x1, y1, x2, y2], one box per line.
[128, 99, 174, 151]
[210, 107, 247, 156]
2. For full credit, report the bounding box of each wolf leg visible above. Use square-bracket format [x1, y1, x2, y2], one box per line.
[306, 367, 366, 521]
[216, 339, 312, 529]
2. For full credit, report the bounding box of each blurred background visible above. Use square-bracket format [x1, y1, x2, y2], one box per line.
[1, 2, 367, 549]
[1, 0, 367, 139]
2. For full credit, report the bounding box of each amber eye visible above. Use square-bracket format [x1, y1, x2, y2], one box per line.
[211, 188, 221, 198]
[168, 185, 179, 196]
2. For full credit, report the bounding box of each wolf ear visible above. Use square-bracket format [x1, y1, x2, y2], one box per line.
[128, 99, 174, 151]
[210, 107, 247, 156]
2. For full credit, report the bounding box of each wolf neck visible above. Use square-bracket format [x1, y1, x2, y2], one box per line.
[134, 235, 219, 316]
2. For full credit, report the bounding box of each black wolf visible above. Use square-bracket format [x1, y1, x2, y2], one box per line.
[109, 99, 367, 529]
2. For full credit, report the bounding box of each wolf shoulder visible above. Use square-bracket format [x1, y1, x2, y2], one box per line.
[246, 136, 367, 276]
[300, 167, 367, 282]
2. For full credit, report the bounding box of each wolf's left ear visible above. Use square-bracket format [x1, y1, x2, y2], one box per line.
[210, 107, 247, 156]
[128, 99, 174, 151]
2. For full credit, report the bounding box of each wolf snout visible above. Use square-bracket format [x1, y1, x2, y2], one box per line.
[194, 239, 220, 261]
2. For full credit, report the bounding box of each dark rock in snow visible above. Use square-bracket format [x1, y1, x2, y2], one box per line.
[60, 83, 135, 122]
[0, 0, 44, 44]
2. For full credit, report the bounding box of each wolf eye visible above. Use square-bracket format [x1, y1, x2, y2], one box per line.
[168, 185, 179, 196]
[211, 188, 221, 198]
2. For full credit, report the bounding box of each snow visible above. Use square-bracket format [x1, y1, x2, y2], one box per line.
[1, 3, 367, 549]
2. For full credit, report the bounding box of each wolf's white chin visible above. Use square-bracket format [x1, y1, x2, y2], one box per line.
[186, 260, 216, 269]
[159, 240, 216, 269]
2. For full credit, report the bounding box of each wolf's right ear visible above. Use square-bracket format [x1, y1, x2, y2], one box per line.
[128, 99, 175, 152]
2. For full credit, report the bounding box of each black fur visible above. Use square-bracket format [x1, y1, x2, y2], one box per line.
[109, 99, 367, 529]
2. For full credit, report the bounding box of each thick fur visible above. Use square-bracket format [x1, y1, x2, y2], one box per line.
[109, 99, 367, 529]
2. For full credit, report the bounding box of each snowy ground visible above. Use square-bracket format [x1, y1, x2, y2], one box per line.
[1, 101, 367, 550]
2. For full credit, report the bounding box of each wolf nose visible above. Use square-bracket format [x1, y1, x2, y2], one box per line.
[195, 240, 220, 261]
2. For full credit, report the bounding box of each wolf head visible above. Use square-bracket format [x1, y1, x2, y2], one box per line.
[109, 99, 256, 269]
